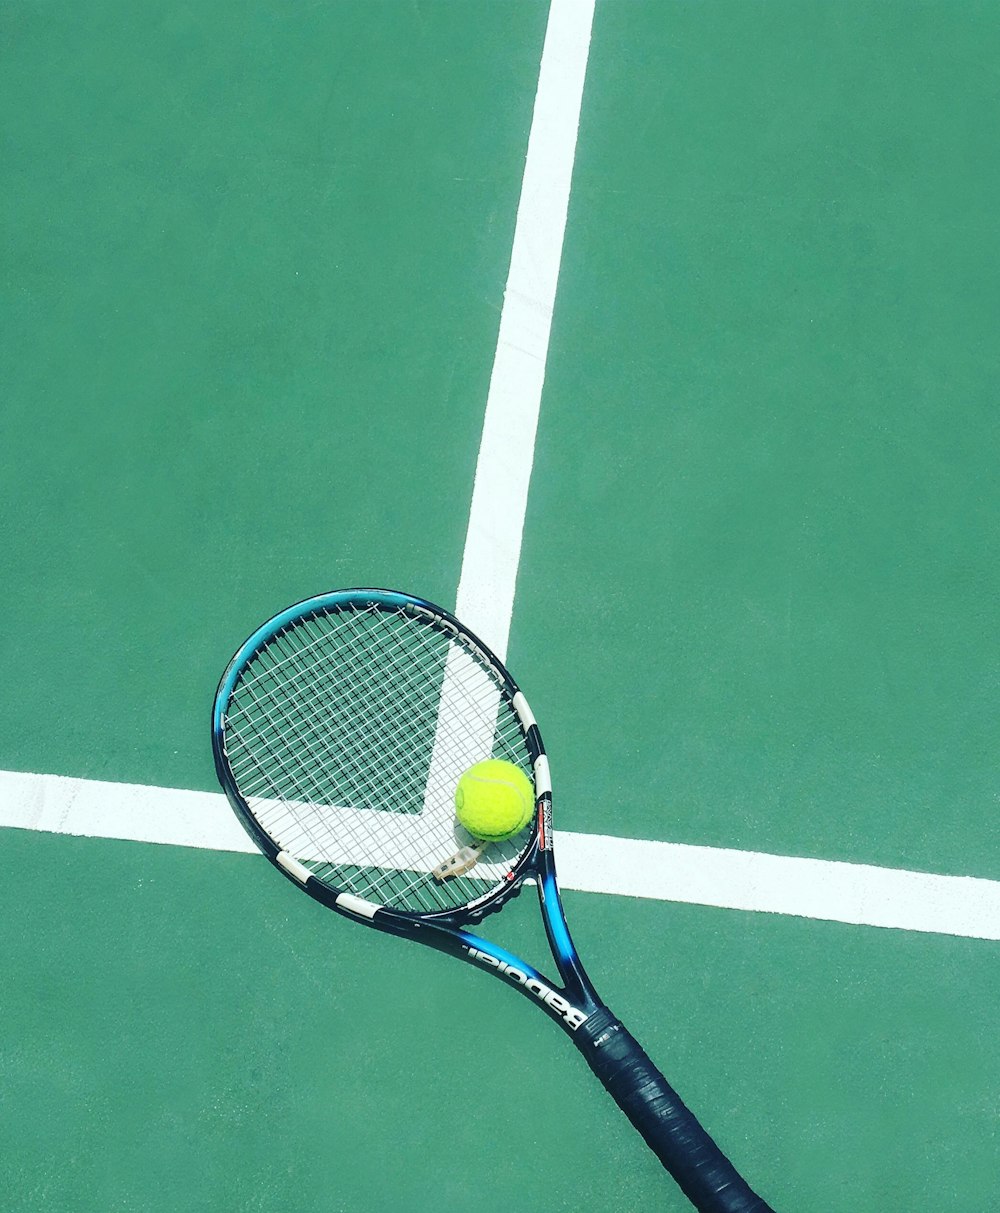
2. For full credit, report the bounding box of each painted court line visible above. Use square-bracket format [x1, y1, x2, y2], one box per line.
[2, 769, 998, 941]
[455, 0, 595, 659]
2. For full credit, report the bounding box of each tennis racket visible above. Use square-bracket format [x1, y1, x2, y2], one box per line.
[211, 588, 775, 1212]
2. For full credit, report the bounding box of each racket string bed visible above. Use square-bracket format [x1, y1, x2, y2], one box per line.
[221, 602, 534, 915]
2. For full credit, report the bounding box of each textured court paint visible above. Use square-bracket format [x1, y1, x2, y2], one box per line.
[2, 828, 998, 1213]
[0, 0, 547, 795]
[456, 0, 594, 659]
[513, 0, 1000, 881]
[3, 4, 997, 1212]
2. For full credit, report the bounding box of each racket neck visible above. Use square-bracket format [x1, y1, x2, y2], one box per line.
[535, 852, 601, 1015]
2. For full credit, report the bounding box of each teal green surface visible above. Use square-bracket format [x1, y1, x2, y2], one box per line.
[2, 2, 997, 1211]
[1, 0, 546, 791]
[517, 0, 1000, 878]
[3, 829, 998, 1212]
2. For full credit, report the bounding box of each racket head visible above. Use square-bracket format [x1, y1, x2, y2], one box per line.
[212, 589, 551, 923]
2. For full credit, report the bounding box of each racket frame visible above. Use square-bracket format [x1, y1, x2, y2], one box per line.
[212, 588, 776, 1213]
[211, 587, 600, 1034]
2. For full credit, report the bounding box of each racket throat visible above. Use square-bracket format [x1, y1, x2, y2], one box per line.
[461, 941, 591, 1032]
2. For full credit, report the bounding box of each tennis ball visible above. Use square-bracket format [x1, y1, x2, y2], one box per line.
[455, 759, 535, 843]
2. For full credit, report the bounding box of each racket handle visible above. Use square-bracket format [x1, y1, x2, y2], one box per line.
[577, 1009, 776, 1213]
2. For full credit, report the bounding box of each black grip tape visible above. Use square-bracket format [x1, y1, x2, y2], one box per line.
[577, 1009, 775, 1213]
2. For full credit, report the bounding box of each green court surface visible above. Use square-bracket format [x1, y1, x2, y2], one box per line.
[2, 3, 998, 1211]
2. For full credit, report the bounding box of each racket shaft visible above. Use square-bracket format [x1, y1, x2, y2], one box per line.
[580, 1012, 775, 1213]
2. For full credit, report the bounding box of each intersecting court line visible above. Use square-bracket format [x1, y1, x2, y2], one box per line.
[7, 5, 995, 947]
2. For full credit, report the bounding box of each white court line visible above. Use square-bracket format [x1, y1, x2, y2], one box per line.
[455, 0, 595, 659]
[2, 769, 998, 941]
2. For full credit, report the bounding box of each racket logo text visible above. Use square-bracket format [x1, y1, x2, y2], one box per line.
[463, 945, 588, 1030]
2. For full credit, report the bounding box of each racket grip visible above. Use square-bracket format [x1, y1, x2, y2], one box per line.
[577, 1008, 776, 1213]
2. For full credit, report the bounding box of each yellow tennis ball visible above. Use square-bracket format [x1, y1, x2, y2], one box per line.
[454, 760, 535, 843]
